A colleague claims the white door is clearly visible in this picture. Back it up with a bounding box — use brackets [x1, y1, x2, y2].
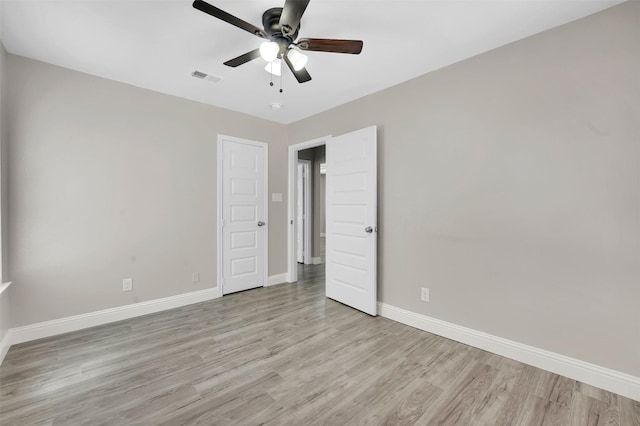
[296, 160, 311, 264]
[296, 162, 305, 263]
[220, 136, 267, 295]
[326, 126, 377, 315]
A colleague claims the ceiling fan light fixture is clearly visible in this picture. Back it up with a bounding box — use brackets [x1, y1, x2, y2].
[265, 59, 282, 76]
[259, 41, 280, 62]
[287, 49, 308, 71]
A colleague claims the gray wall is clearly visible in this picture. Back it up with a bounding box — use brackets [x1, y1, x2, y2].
[289, 2, 640, 377]
[7, 55, 288, 327]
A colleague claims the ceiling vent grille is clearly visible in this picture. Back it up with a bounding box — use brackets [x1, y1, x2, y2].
[191, 70, 222, 84]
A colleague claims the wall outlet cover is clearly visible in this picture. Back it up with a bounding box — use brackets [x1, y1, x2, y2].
[421, 287, 429, 302]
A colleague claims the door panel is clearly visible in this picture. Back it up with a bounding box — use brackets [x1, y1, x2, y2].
[222, 138, 266, 295]
[326, 126, 377, 315]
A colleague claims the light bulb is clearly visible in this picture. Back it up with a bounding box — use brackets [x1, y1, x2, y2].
[265, 59, 282, 76]
[259, 41, 279, 62]
[287, 49, 308, 71]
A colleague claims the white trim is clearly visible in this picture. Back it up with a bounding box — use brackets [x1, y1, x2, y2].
[0, 329, 12, 364]
[287, 136, 331, 283]
[266, 273, 288, 287]
[217, 135, 269, 297]
[0, 282, 12, 363]
[217, 137, 224, 298]
[311, 257, 322, 265]
[3, 288, 219, 354]
[0, 281, 11, 296]
[378, 302, 640, 402]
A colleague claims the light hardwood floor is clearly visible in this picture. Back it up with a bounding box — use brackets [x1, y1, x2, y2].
[1, 264, 638, 425]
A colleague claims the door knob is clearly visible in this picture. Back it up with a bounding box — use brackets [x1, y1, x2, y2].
[365, 226, 373, 233]
[257, 221, 265, 227]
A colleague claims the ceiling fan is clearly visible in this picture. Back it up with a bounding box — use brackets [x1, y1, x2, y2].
[192, 0, 363, 84]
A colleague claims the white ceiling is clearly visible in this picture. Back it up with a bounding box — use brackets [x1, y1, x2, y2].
[0, 0, 623, 124]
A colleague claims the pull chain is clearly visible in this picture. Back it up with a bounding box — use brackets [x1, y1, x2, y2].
[269, 61, 274, 87]
[279, 68, 283, 93]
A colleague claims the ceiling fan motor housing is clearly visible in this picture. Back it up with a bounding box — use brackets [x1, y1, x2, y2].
[262, 8, 298, 54]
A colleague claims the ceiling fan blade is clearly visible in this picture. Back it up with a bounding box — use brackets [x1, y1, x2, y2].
[223, 49, 261, 67]
[283, 53, 312, 83]
[297, 38, 363, 54]
[279, 0, 310, 36]
[192, 0, 267, 39]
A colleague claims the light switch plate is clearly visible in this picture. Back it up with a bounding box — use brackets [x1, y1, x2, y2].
[272, 193, 283, 202]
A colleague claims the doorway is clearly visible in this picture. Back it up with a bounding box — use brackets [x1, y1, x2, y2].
[288, 136, 330, 283]
[217, 135, 268, 296]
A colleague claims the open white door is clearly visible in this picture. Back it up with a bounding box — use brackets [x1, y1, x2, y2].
[220, 136, 267, 295]
[326, 126, 377, 315]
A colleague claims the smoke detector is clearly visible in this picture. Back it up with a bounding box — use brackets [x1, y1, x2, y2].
[191, 70, 223, 84]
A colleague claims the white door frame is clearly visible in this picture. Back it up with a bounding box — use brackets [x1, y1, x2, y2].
[217, 134, 269, 298]
[287, 135, 331, 282]
[297, 159, 312, 265]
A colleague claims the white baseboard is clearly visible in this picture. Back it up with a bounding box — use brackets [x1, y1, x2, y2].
[4, 288, 219, 353]
[0, 329, 12, 365]
[0, 281, 12, 296]
[266, 273, 288, 287]
[311, 257, 322, 265]
[378, 302, 640, 402]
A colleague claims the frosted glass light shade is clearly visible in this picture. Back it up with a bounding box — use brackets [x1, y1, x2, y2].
[265, 59, 282, 76]
[287, 49, 308, 71]
[259, 41, 279, 62]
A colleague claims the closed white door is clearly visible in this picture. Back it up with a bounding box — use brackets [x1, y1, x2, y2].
[221, 137, 267, 295]
[296, 160, 311, 264]
[326, 126, 377, 315]
[296, 162, 305, 263]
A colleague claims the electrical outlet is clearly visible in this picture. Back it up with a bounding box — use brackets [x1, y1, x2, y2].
[192, 272, 200, 283]
[122, 278, 133, 292]
[421, 287, 429, 302]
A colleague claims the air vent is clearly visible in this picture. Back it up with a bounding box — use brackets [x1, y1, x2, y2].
[191, 70, 223, 84]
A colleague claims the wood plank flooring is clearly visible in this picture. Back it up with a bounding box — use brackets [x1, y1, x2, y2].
[1, 264, 638, 425]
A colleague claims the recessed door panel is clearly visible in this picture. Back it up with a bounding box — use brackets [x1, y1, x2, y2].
[333, 172, 367, 193]
[231, 205, 257, 222]
[231, 231, 257, 250]
[231, 178, 257, 196]
[231, 151, 257, 170]
[230, 257, 257, 277]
